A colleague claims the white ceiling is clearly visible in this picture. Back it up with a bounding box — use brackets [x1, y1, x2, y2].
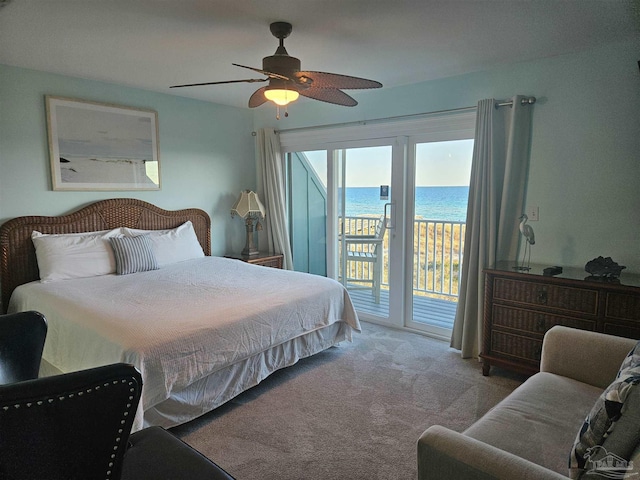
[1, 0, 638, 109]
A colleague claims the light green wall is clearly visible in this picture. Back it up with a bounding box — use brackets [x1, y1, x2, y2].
[254, 39, 640, 273]
[0, 65, 256, 255]
[3, 38, 639, 271]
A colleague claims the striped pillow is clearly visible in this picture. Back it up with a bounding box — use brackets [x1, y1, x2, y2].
[109, 235, 159, 275]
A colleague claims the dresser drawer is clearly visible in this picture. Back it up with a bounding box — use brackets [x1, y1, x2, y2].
[490, 330, 543, 363]
[605, 293, 640, 322]
[492, 305, 596, 335]
[493, 278, 598, 315]
[602, 321, 640, 340]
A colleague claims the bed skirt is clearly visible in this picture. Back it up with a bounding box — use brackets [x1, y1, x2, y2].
[41, 321, 354, 431]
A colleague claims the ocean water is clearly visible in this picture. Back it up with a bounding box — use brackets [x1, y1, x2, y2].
[344, 186, 469, 222]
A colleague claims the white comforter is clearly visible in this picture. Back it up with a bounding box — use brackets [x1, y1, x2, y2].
[9, 257, 360, 419]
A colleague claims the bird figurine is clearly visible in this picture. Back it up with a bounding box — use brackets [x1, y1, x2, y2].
[517, 214, 535, 270]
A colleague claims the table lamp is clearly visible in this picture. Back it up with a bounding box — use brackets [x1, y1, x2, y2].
[230, 190, 266, 256]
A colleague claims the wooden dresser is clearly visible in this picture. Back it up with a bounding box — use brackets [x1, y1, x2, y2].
[224, 252, 284, 269]
[481, 262, 640, 376]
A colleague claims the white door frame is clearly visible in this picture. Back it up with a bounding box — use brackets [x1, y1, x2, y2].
[279, 110, 477, 336]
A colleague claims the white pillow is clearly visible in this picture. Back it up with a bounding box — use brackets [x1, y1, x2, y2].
[122, 221, 204, 267]
[31, 229, 122, 282]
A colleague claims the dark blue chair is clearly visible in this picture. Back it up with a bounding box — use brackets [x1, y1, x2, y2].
[0, 310, 47, 384]
[0, 331, 235, 479]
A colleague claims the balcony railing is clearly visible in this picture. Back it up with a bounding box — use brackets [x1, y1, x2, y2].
[340, 216, 465, 300]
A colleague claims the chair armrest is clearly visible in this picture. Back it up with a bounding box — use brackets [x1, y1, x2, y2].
[540, 326, 636, 390]
[344, 236, 382, 246]
[418, 425, 568, 480]
[343, 235, 377, 240]
[123, 426, 235, 480]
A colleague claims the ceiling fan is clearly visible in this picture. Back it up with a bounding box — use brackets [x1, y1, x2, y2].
[170, 22, 382, 116]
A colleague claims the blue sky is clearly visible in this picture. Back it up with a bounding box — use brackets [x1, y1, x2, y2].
[303, 139, 473, 187]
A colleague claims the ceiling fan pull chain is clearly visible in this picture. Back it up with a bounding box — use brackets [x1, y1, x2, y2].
[276, 105, 281, 120]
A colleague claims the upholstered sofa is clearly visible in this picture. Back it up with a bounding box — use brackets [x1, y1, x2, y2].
[418, 326, 640, 479]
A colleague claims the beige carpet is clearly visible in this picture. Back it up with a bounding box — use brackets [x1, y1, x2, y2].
[171, 322, 525, 480]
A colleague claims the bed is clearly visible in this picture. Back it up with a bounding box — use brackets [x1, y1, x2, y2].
[0, 198, 360, 431]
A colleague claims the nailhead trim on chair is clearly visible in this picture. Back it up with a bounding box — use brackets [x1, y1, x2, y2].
[1, 378, 137, 480]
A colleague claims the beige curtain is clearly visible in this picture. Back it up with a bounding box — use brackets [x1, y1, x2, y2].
[256, 128, 294, 270]
[451, 96, 534, 358]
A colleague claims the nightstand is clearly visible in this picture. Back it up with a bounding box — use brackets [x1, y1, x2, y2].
[224, 252, 283, 269]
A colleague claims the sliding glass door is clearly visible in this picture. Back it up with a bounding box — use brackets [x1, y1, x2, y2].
[287, 139, 401, 326]
[405, 139, 473, 337]
[282, 111, 476, 338]
[335, 144, 393, 321]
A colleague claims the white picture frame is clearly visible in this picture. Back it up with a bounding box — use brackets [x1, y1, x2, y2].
[46, 96, 160, 191]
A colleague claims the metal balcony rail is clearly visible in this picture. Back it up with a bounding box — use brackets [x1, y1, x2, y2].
[340, 216, 465, 299]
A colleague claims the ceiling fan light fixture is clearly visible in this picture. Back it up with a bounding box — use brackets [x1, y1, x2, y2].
[170, 21, 382, 114]
[264, 87, 299, 106]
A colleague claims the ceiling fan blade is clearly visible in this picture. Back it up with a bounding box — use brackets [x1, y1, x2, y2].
[170, 78, 267, 88]
[248, 86, 269, 108]
[298, 88, 358, 107]
[296, 71, 382, 90]
[232, 63, 290, 81]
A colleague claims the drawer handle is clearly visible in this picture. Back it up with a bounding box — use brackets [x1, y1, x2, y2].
[536, 289, 548, 305]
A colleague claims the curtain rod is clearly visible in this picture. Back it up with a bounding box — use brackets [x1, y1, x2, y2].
[251, 96, 535, 136]
[496, 96, 536, 108]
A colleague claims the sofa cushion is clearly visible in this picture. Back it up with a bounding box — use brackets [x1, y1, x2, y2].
[464, 372, 602, 475]
[628, 442, 640, 478]
[569, 341, 640, 478]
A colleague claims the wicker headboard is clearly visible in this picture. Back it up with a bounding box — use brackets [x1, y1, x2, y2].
[0, 198, 211, 313]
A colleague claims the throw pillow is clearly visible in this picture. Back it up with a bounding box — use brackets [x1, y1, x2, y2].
[109, 235, 159, 275]
[569, 340, 640, 479]
[580, 386, 640, 479]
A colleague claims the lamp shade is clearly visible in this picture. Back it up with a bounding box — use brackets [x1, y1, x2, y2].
[264, 88, 299, 106]
[230, 190, 266, 219]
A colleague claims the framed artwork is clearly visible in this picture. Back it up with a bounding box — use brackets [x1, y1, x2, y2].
[46, 96, 160, 191]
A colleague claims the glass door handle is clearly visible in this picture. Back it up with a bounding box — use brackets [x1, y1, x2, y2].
[384, 202, 395, 230]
